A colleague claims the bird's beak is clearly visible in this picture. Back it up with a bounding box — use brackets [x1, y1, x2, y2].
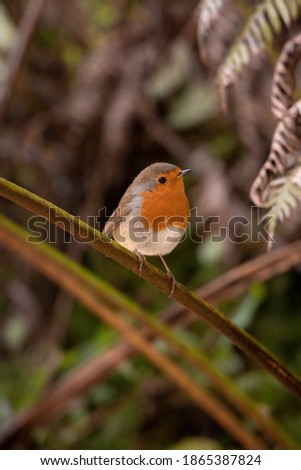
[178, 168, 192, 178]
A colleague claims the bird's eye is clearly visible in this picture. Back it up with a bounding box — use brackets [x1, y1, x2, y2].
[158, 176, 167, 184]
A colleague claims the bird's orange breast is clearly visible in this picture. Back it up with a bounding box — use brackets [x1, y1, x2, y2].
[140, 179, 190, 231]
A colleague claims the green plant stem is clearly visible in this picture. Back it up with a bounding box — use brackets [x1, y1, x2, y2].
[1, 177, 301, 401]
[0, 219, 290, 448]
[0, 214, 265, 450]
[0, 212, 291, 448]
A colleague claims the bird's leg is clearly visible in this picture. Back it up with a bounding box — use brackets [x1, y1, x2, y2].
[159, 255, 176, 298]
[134, 249, 147, 276]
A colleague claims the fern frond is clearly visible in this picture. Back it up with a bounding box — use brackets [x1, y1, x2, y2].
[198, 0, 228, 40]
[264, 161, 301, 246]
[217, 0, 301, 107]
[271, 33, 301, 120]
[250, 100, 301, 206]
[251, 32, 301, 244]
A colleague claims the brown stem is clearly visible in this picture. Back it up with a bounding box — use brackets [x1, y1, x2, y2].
[0, 215, 265, 450]
[1, 177, 301, 400]
[1, 225, 299, 448]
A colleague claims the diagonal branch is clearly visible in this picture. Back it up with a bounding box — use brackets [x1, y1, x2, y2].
[0, 231, 295, 448]
[0, 215, 265, 450]
[0, 230, 297, 448]
[1, 177, 301, 400]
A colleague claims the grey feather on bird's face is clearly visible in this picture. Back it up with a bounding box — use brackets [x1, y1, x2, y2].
[127, 163, 178, 195]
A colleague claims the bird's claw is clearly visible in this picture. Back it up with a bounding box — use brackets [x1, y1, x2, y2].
[159, 255, 176, 298]
[134, 250, 146, 276]
[167, 271, 176, 298]
[134, 252, 177, 297]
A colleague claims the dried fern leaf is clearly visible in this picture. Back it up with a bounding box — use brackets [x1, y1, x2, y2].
[217, 0, 301, 107]
[250, 100, 301, 206]
[271, 33, 301, 120]
[275, 0, 295, 26]
[265, 1, 282, 31]
[264, 162, 301, 245]
[198, 0, 228, 40]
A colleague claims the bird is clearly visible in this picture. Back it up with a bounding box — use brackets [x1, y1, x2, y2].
[104, 162, 191, 296]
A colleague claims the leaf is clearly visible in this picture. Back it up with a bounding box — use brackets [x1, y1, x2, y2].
[2, 316, 29, 351]
[167, 82, 219, 129]
[147, 39, 193, 99]
[230, 288, 266, 330]
[170, 437, 223, 450]
[275, 0, 291, 26]
[198, 0, 228, 39]
[0, 5, 15, 53]
[264, 163, 301, 242]
[217, 0, 301, 108]
[271, 33, 301, 120]
[250, 100, 301, 207]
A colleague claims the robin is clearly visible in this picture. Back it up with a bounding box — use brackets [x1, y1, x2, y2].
[104, 162, 191, 296]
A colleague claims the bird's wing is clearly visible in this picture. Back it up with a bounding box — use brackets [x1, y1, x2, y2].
[104, 192, 137, 237]
[104, 207, 129, 237]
